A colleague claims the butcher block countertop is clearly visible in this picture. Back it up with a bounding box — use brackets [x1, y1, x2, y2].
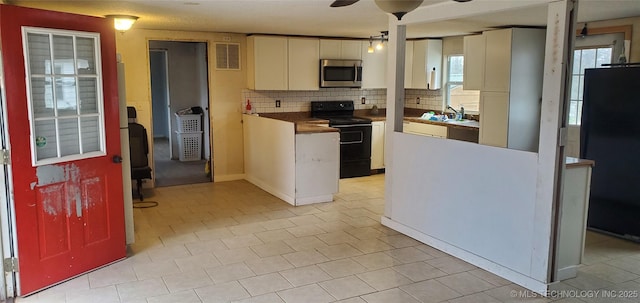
[566, 157, 595, 168]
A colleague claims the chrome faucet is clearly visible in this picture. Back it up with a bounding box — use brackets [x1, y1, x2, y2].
[446, 105, 458, 114]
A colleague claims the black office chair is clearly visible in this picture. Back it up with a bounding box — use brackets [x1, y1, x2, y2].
[128, 106, 152, 201]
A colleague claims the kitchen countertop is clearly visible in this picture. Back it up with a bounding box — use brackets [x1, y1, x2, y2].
[355, 109, 480, 130]
[566, 157, 595, 168]
[250, 113, 337, 134]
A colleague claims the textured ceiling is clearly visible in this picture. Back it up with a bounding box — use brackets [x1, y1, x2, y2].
[5, 0, 640, 38]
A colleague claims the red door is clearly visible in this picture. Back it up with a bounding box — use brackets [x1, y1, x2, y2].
[0, 5, 125, 295]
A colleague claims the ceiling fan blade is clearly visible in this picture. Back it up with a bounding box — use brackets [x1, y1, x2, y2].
[330, 0, 360, 8]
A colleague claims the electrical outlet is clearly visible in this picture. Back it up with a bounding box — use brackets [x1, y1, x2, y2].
[275, 100, 281, 108]
[416, 97, 420, 104]
[361, 97, 366, 104]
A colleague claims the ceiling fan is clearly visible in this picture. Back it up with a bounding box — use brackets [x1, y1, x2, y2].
[331, 0, 472, 20]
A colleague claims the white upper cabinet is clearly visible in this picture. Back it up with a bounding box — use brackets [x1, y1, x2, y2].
[463, 34, 485, 90]
[477, 28, 546, 152]
[320, 39, 362, 60]
[404, 41, 414, 89]
[248, 36, 320, 91]
[409, 39, 442, 89]
[288, 37, 320, 91]
[247, 36, 288, 90]
[482, 29, 512, 92]
[361, 41, 387, 89]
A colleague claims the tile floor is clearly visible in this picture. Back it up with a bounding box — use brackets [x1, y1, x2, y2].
[16, 174, 640, 303]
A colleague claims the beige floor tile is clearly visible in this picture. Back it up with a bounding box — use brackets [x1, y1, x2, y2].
[147, 290, 202, 303]
[262, 210, 297, 220]
[222, 234, 264, 249]
[316, 221, 357, 233]
[228, 223, 267, 236]
[392, 261, 448, 282]
[162, 269, 213, 293]
[233, 214, 269, 225]
[213, 247, 260, 265]
[194, 281, 250, 303]
[116, 278, 169, 301]
[289, 214, 326, 226]
[414, 244, 449, 258]
[400, 280, 462, 303]
[65, 285, 120, 303]
[352, 252, 403, 270]
[286, 225, 326, 237]
[349, 239, 395, 254]
[202, 218, 239, 230]
[345, 227, 385, 240]
[146, 245, 191, 263]
[315, 211, 352, 222]
[316, 243, 363, 260]
[88, 265, 138, 289]
[385, 247, 434, 263]
[245, 255, 294, 275]
[483, 284, 549, 303]
[250, 240, 295, 258]
[16, 293, 66, 303]
[467, 269, 513, 287]
[280, 265, 332, 287]
[282, 250, 330, 268]
[260, 218, 297, 231]
[174, 253, 222, 272]
[357, 268, 413, 291]
[345, 217, 380, 228]
[332, 298, 367, 303]
[316, 231, 359, 245]
[277, 284, 335, 303]
[447, 292, 501, 303]
[319, 276, 376, 300]
[288, 205, 322, 216]
[230, 292, 285, 303]
[378, 234, 421, 248]
[360, 287, 421, 303]
[563, 271, 616, 291]
[194, 228, 234, 241]
[605, 256, 640, 275]
[579, 263, 640, 284]
[284, 236, 328, 251]
[254, 230, 295, 242]
[436, 272, 495, 296]
[133, 260, 181, 280]
[205, 262, 255, 284]
[159, 232, 199, 246]
[318, 258, 368, 278]
[185, 239, 228, 255]
[426, 256, 476, 274]
[239, 273, 293, 296]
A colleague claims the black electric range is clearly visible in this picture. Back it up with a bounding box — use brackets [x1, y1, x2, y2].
[311, 101, 372, 178]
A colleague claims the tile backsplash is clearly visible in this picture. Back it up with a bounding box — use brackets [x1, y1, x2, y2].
[241, 88, 443, 113]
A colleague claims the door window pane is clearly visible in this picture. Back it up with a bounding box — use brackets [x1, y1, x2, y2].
[569, 47, 613, 125]
[24, 27, 105, 166]
[78, 78, 98, 114]
[27, 33, 52, 75]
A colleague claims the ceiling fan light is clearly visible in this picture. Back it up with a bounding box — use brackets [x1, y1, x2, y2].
[374, 0, 424, 20]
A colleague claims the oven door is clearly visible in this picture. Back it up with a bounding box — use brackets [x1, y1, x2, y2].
[332, 124, 372, 178]
[320, 59, 362, 88]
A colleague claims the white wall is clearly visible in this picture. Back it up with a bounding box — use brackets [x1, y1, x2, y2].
[243, 114, 296, 204]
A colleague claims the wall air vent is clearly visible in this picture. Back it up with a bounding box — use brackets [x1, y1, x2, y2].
[216, 43, 240, 70]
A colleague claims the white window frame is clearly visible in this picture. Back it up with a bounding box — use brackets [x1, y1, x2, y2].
[22, 27, 106, 166]
[445, 54, 463, 108]
[569, 46, 613, 125]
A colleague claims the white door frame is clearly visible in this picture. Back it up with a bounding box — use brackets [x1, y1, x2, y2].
[0, 50, 19, 300]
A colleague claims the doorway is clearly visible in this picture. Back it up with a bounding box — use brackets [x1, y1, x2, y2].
[149, 41, 212, 187]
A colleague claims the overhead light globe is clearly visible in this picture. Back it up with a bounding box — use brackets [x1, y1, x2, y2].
[374, 0, 424, 20]
[106, 15, 139, 32]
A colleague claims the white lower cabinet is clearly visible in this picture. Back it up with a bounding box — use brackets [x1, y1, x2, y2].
[403, 121, 447, 138]
[371, 121, 385, 169]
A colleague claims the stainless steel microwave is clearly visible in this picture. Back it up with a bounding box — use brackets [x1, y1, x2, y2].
[320, 59, 362, 88]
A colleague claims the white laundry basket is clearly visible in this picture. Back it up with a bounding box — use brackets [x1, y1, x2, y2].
[176, 131, 202, 161]
[175, 113, 202, 132]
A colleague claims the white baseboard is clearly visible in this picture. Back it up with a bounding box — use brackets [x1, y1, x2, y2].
[214, 174, 245, 182]
[296, 194, 334, 206]
[556, 265, 578, 281]
[381, 216, 549, 296]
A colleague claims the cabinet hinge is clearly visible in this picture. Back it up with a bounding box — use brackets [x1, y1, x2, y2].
[558, 127, 568, 147]
[3, 257, 18, 272]
[0, 149, 9, 165]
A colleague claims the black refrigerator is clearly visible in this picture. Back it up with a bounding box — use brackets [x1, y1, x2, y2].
[580, 66, 640, 242]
